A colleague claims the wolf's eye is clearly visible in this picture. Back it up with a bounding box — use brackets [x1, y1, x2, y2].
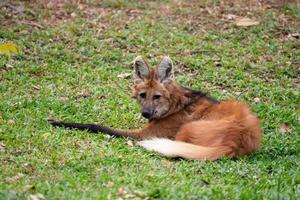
[153, 94, 161, 100]
[139, 92, 146, 98]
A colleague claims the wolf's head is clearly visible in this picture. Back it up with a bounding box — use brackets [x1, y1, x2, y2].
[132, 56, 178, 120]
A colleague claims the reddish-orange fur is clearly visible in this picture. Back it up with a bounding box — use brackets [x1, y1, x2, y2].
[111, 56, 262, 160]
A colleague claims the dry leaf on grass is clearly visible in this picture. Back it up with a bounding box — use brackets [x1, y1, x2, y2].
[6, 173, 25, 183]
[254, 97, 260, 103]
[102, 38, 114, 44]
[23, 163, 35, 173]
[103, 181, 114, 187]
[7, 119, 16, 124]
[235, 17, 259, 27]
[21, 185, 35, 193]
[223, 14, 238, 20]
[287, 33, 300, 40]
[76, 91, 91, 98]
[70, 12, 77, 18]
[59, 96, 69, 101]
[118, 187, 127, 197]
[12, 173, 25, 181]
[184, 49, 191, 55]
[0, 142, 6, 152]
[117, 187, 143, 199]
[28, 193, 45, 200]
[32, 85, 41, 91]
[4, 64, 13, 69]
[0, 42, 19, 55]
[117, 73, 131, 79]
[125, 140, 134, 146]
[22, 21, 44, 29]
[279, 123, 292, 134]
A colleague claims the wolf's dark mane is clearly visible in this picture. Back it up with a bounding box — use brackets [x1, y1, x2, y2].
[181, 86, 219, 104]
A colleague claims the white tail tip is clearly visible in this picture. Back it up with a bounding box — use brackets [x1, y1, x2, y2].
[137, 138, 232, 160]
[137, 138, 182, 157]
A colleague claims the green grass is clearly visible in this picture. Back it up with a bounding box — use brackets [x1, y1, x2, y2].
[0, 0, 299, 199]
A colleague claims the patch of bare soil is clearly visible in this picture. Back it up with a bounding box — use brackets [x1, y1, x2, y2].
[156, 0, 299, 33]
[2, 0, 299, 34]
[0, 0, 143, 32]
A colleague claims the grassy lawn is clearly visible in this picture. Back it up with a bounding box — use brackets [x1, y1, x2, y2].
[0, 0, 299, 199]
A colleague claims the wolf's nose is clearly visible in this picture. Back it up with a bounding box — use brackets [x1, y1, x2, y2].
[142, 111, 151, 119]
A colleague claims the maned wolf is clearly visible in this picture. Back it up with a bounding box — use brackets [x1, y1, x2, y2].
[48, 56, 262, 160]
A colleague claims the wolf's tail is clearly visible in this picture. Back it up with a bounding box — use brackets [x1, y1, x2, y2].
[47, 119, 123, 137]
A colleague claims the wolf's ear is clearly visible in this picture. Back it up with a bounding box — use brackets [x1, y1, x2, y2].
[134, 56, 150, 82]
[156, 56, 174, 83]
